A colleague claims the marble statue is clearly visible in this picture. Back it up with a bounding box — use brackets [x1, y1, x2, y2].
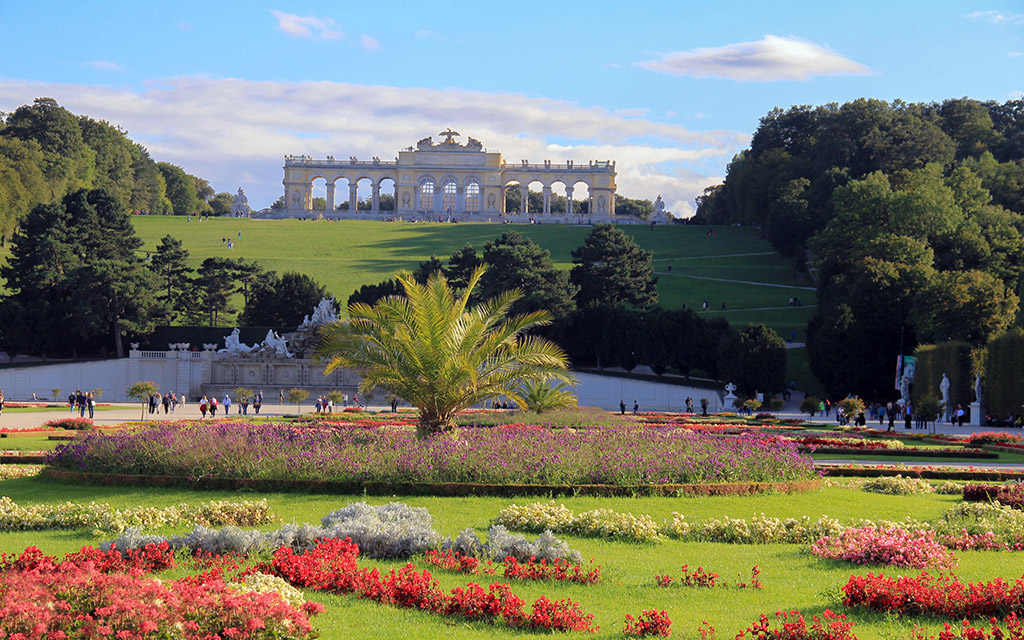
[939, 373, 951, 419]
[652, 195, 665, 220]
[310, 297, 338, 325]
[975, 374, 982, 404]
[261, 330, 292, 358]
[220, 328, 254, 354]
[232, 187, 250, 216]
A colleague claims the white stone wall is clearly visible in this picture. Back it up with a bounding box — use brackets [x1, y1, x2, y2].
[573, 372, 725, 413]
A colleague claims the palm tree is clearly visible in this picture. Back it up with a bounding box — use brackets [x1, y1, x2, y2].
[517, 379, 578, 414]
[314, 266, 574, 438]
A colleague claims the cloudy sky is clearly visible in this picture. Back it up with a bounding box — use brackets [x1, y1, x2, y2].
[1, 1, 1021, 216]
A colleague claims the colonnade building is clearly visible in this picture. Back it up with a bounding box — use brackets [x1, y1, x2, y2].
[276, 131, 620, 222]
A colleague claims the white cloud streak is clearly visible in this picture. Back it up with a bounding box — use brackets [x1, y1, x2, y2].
[270, 10, 342, 40]
[639, 35, 871, 82]
[0, 77, 747, 215]
[359, 34, 380, 51]
[84, 61, 125, 72]
[964, 10, 1024, 25]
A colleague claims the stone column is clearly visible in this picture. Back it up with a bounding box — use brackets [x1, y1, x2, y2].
[456, 185, 465, 214]
[566, 186, 574, 215]
[520, 185, 528, 214]
[326, 183, 335, 213]
[542, 186, 551, 214]
[348, 183, 358, 213]
[433, 189, 441, 213]
[371, 183, 380, 212]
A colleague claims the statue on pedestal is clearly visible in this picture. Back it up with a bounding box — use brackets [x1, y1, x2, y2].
[939, 373, 951, 420]
[232, 188, 251, 217]
[220, 328, 253, 354]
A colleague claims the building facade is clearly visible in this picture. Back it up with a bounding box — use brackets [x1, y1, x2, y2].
[277, 131, 619, 221]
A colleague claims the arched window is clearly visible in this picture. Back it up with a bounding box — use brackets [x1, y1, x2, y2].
[418, 180, 434, 211]
[442, 179, 457, 212]
[465, 181, 480, 212]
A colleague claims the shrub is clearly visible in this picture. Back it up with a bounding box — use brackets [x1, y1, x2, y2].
[842, 571, 1024, 619]
[736, 610, 857, 640]
[623, 609, 672, 637]
[444, 525, 583, 563]
[936, 482, 965, 495]
[42, 416, 94, 430]
[862, 475, 936, 495]
[964, 483, 1024, 509]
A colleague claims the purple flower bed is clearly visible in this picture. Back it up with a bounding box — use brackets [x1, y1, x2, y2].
[47, 421, 817, 485]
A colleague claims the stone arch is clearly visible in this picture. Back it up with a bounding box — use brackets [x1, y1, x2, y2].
[440, 176, 458, 213]
[570, 178, 592, 217]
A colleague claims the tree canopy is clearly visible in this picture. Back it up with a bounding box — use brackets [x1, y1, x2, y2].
[570, 224, 658, 310]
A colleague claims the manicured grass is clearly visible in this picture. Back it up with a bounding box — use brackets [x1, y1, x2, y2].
[0, 476, 1020, 639]
[0, 433, 57, 451]
[124, 218, 814, 336]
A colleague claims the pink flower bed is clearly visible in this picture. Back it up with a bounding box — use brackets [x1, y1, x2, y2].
[811, 526, 957, 569]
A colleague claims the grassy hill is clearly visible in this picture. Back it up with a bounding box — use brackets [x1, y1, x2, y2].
[121, 217, 816, 341]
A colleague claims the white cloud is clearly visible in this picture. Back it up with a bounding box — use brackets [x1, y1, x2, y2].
[964, 10, 1024, 25]
[1009, 51, 1023, 57]
[270, 10, 342, 40]
[639, 34, 871, 82]
[0, 76, 747, 215]
[359, 34, 380, 51]
[84, 61, 125, 72]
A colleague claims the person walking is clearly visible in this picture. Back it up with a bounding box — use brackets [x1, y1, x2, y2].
[209, 396, 218, 418]
[162, 393, 170, 414]
[222, 394, 231, 415]
[87, 392, 95, 419]
[632, 400, 639, 415]
[199, 396, 208, 419]
[254, 390, 262, 415]
[619, 400, 626, 415]
[0, 389, 5, 416]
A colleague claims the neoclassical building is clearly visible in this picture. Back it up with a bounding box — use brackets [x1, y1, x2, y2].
[276, 130, 619, 221]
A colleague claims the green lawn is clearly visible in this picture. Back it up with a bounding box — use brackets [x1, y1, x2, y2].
[0, 476, 1019, 639]
[121, 218, 814, 336]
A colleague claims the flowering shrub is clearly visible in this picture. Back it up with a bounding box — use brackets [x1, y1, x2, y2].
[937, 502, 1024, 548]
[503, 556, 602, 584]
[266, 537, 597, 632]
[229, 571, 311, 609]
[937, 482, 965, 495]
[811, 526, 957, 569]
[42, 416, 94, 430]
[443, 525, 584, 562]
[655, 564, 762, 589]
[964, 483, 1024, 509]
[842, 571, 1024, 619]
[494, 502, 663, 542]
[0, 464, 42, 480]
[0, 546, 323, 639]
[968, 432, 1024, 446]
[862, 475, 936, 495]
[0, 496, 275, 533]
[424, 549, 492, 574]
[735, 610, 857, 640]
[624, 609, 672, 637]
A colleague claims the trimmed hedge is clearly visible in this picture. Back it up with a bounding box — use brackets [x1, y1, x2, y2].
[913, 342, 974, 409]
[985, 328, 1024, 417]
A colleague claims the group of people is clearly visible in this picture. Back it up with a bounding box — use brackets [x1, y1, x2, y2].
[197, 391, 265, 418]
[68, 389, 98, 419]
[147, 391, 184, 414]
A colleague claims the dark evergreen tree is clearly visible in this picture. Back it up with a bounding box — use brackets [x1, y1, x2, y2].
[148, 235, 192, 322]
[0, 188, 161, 357]
[570, 224, 658, 310]
[445, 244, 482, 292]
[717, 324, 786, 396]
[348, 278, 402, 308]
[242, 271, 331, 327]
[478, 230, 577, 319]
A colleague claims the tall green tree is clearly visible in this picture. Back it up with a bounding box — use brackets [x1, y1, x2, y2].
[479, 231, 577, 319]
[2, 97, 94, 200]
[157, 162, 199, 214]
[0, 188, 161, 357]
[570, 224, 658, 310]
[717, 324, 787, 396]
[149, 235, 192, 322]
[315, 267, 574, 437]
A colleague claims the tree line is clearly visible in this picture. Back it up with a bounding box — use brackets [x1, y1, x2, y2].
[0, 188, 331, 358]
[695, 97, 1024, 399]
[0, 97, 238, 244]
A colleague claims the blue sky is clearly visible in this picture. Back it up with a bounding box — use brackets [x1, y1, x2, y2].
[1, 1, 1021, 215]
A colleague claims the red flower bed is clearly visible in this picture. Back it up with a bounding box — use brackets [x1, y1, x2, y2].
[503, 556, 602, 584]
[909, 613, 1024, 640]
[842, 571, 1024, 619]
[0, 546, 322, 639]
[969, 433, 1024, 446]
[624, 609, 672, 637]
[735, 610, 858, 640]
[964, 484, 1024, 509]
[655, 565, 762, 589]
[423, 549, 494, 575]
[812, 527, 957, 570]
[266, 538, 597, 632]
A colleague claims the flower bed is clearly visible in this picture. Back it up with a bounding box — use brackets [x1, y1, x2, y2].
[964, 483, 1024, 509]
[0, 464, 43, 480]
[47, 420, 818, 486]
[811, 526, 957, 569]
[818, 463, 1024, 481]
[842, 571, 1024, 619]
[0, 545, 323, 639]
[0, 496, 275, 533]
